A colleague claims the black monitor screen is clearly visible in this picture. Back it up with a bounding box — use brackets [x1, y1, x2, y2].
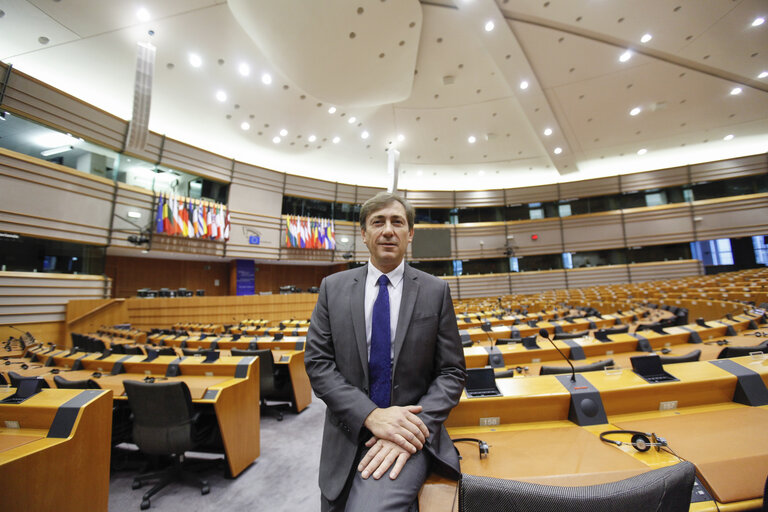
[466, 367, 496, 391]
[411, 229, 452, 259]
[631, 354, 664, 375]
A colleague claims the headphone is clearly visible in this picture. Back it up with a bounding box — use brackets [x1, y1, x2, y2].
[600, 430, 667, 452]
[452, 438, 489, 459]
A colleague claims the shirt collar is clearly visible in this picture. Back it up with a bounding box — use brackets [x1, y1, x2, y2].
[366, 259, 405, 289]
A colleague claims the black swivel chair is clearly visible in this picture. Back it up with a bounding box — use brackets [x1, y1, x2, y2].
[717, 342, 768, 359]
[53, 375, 101, 389]
[658, 349, 701, 365]
[8, 371, 49, 389]
[459, 461, 695, 512]
[123, 380, 211, 510]
[252, 349, 292, 421]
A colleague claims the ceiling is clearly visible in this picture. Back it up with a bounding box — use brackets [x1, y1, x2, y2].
[1, 0, 767, 191]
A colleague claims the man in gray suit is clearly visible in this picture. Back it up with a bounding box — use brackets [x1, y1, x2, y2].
[305, 192, 466, 511]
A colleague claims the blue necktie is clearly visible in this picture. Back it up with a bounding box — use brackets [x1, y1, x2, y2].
[369, 274, 391, 408]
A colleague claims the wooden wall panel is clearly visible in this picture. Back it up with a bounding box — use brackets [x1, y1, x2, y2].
[620, 165, 689, 193]
[159, 138, 232, 183]
[2, 64, 125, 151]
[249, 262, 348, 295]
[104, 255, 231, 298]
[691, 154, 767, 183]
[693, 194, 768, 241]
[560, 176, 620, 200]
[623, 203, 695, 246]
[284, 174, 338, 202]
[404, 190, 454, 208]
[125, 294, 321, 330]
[562, 211, 625, 252]
[0, 271, 109, 335]
[0, 149, 113, 244]
[0, 321, 65, 347]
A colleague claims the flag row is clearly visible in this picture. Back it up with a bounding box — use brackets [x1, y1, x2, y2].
[284, 215, 335, 250]
[155, 194, 230, 241]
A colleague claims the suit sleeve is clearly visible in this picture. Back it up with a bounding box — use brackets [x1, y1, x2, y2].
[417, 281, 467, 443]
[305, 277, 378, 442]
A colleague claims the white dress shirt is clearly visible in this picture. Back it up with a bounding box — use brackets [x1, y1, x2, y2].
[364, 259, 405, 361]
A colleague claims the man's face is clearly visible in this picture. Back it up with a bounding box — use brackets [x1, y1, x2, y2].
[362, 200, 413, 273]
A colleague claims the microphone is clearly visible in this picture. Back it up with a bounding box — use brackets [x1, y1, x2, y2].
[539, 328, 576, 382]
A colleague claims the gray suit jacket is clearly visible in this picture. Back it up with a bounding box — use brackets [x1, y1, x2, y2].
[305, 263, 467, 501]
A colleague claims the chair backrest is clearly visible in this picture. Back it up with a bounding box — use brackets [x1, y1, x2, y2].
[539, 359, 614, 376]
[253, 349, 277, 396]
[554, 330, 589, 340]
[124, 346, 144, 355]
[659, 349, 701, 365]
[123, 380, 195, 456]
[230, 348, 260, 356]
[8, 371, 50, 389]
[53, 375, 101, 389]
[718, 345, 768, 359]
[459, 461, 695, 512]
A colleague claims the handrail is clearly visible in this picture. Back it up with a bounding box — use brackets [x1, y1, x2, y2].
[67, 298, 125, 325]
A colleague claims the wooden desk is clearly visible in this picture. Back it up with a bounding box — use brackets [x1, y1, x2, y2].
[430, 356, 768, 511]
[10, 348, 261, 477]
[0, 388, 113, 512]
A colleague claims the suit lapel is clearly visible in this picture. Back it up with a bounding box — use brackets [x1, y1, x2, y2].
[350, 264, 369, 379]
[393, 264, 419, 374]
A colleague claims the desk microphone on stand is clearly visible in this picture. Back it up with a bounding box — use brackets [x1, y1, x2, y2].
[539, 328, 576, 382]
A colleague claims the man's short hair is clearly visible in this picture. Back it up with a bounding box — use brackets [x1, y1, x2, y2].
[359, 192, 415, 231]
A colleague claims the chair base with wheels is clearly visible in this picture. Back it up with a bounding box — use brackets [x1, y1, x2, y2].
[132, 454, 209, 510]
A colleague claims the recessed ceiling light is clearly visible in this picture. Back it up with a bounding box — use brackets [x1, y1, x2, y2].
[478, 170, 485, 176]
[361, 131, 369, 139]
[397, 134, 405, 142]
[136, 7, 151, 22]
[730, 87, 742, 95]
[328, 106, 337, 114]
[417, 170, 423, 176]
[759, 71, 768, 79]
[619, 50, 632, 62]
[723, 134, 734, 141]
[308, 135, 317, 142]
[188, 53, 202, 68]
[238, 63, 250, 76]
[637, 148, 647, 155]
[553, 147, 563, 155]
[127, 211, 142, 219]
[630, 106, 642, 116]
[332, 136, 341, 144]
[348, 117, 356, 124]
[519, 80, 529, 90]
[752, 17, 765, 27]
[640, 33, 652, 43]
[215, 90, 227, 102]
[468, 135, 476, 144]
[261, 73, 272, 85]
[543, 128, 553, 136]
[484, 20, 495, 32]
[241, 122, 250, 131]
[272, 136, 281, 144]
[279, 129, 288, 137]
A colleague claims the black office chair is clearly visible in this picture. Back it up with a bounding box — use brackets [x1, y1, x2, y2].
[252, 349, 292, 421]
[123, 380, 212, 510]
[181, 348, 207, 357]
[230, 348, 259, 356]
[154, 347, 177, 356]
[539, 359, 614, 376]
[717, 343, 768, 359]
[8, 371, 49, 389]
[124, 346, 144, 355]
[554, 330, 590, 340]
[53, 375, 101, 389]
[458, 461, 695, 512]
[658, 349, 701, 365]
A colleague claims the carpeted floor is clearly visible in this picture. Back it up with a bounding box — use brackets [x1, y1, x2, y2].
[108, 394, 325, 511]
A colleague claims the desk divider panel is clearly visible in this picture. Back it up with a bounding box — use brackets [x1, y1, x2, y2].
[709, 359, 768, 406]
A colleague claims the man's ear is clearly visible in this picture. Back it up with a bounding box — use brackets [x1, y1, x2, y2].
[408, 227, 414, 243]
[361, 227, 367, 244]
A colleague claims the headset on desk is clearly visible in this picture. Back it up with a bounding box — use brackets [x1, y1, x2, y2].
[600, 429, 722, 511]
